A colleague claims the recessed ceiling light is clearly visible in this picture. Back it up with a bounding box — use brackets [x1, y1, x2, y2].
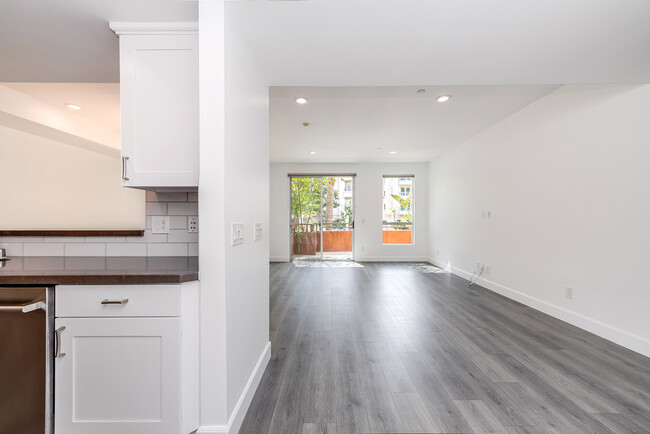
[436, 95, 451, 103]
[417, 89, 426, 94]
[295, 97, 309, 104]
[65, 103, 82, 110]
[309, 151, 316, 155]
[389, 151, 397, 154]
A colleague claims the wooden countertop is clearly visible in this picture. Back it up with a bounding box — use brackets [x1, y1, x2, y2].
[0, 257, 198, 285]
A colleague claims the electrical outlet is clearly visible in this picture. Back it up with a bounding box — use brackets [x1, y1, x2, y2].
[232, 222, 244, 246]
[565, 287, 574, 300]
[254, 223, 262, 241]
[361, 246, 365, 252]
[477, 262, 482, 270]
[484, 265, 490, 274]
[151, 216, 170, 234]
[188, 216, 198, 233]
[436, 249, 440, 257]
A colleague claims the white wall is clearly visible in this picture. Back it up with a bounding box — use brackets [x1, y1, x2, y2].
[199, 2, 270, 432]
[429, 84, 650, 356]
[224, 1, 270, 424]
[0, 125, 144, 230]
[270, 162, 429, 262]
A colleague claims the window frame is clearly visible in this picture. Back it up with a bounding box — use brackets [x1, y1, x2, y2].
[381, 175, 414, 246]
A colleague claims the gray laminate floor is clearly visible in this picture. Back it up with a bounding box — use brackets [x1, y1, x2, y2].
[240, 262, 650, 433]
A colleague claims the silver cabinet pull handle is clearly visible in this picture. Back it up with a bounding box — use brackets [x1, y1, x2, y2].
[121, 156, 130, 180]
[101, 298, 129, 305]
[55, 326, 66, 358]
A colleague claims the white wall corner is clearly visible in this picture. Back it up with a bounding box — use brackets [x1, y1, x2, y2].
[198, 341, 271, 434]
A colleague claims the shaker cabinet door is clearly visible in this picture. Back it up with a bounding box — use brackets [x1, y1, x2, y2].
[54, 317, 181, 434]
[119, 34, 199, 188]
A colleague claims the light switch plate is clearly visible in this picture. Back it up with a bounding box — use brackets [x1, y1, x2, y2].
[254, 223, 262, 241]
[232, 222, 244, 246]
[151, 216, 170, 234]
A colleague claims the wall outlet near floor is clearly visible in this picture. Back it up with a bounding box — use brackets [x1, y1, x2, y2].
[232, 222, 244, 246]
[151, 216, 170, 234]
[565, 286, 574, 300]
[188, 216, 198, 233]
[436, 249, 440, 257]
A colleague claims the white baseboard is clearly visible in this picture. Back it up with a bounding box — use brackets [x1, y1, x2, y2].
[356, 256, 429, 262]
[197, 341, 272, 434]
[429, 259, 650, 357]
[270, 256, 289, 262]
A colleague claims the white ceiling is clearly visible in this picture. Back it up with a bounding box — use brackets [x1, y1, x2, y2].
[270, 85, 559, 162]
[229, 0, 650, 86]
[2, 83, 121, 133]
[2, 0, 648, 164]
[1, 0, 648, 85]
[0, 0, 197, 82]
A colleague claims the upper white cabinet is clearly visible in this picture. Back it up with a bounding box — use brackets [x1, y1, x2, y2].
[110, 23, 199, 189]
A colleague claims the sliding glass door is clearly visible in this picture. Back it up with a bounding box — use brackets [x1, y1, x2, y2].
[290, 176, 354, 261]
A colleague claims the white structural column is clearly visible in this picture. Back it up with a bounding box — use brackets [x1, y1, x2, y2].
[198, 0, 229, 429]
[198, 2, 271, 433]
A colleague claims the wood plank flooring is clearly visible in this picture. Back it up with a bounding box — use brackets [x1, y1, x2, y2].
[240, 262, 650, 433]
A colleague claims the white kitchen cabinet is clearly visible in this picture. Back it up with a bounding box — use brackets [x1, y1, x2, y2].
[54, 282, 199, 434]
[110, 23, 199, 189]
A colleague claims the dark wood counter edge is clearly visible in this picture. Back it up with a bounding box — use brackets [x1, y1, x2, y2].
[0, 272, 199, 285]
[0, 230, 145, 237]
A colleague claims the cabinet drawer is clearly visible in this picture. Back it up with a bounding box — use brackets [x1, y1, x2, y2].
[56, 285, 181, 317]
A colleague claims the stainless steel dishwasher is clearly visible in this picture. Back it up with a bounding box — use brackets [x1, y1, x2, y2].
[0, 286, 54, 434]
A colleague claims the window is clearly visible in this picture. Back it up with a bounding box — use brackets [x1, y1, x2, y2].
[382, 176, 413, 245]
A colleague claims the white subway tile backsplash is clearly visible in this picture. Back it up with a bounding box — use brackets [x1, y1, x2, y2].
[147, 243, 187, 257]
[127, 230, 167, 243]
[2, 236, 44, 243]
[146, 202, 167, 215]
[168, 202, 198, 216]
[152, 192, 188, 202]
[106, 243, 147, 257]
[0, 242, 23, 256]
[169, 216, 188, 230]
[8, 194, 197, 258]
[85, 236, 126, 243]
[23, 243, 64, 256]
[167, 230, 198, 243]
[44, 237, 84, 243]
[65, 243, 106, 257]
